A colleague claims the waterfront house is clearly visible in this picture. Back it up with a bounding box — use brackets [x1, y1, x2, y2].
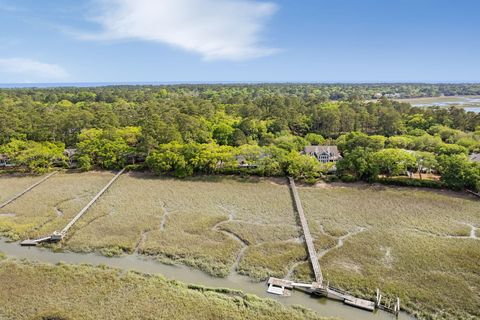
[304, 145, 342, 163]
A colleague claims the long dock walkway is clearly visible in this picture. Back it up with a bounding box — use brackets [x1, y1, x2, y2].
[20, 168, 125, 246]
[0, 171, 58, 209]
[269, 178, 400, 315]
[60, 168, 125, 236]
[288, 177, 323, 286]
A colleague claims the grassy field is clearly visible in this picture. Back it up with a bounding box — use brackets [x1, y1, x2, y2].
[1, 172, 479, 319]
[0, 258, 326, 320]
[295, 184, 480, 320]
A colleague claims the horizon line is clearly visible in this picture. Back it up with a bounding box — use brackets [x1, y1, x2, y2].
[1, 80, 480, 89]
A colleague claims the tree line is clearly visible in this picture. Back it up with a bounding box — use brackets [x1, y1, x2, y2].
[0, 85, 479, 191]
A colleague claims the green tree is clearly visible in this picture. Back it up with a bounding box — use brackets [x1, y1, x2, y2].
[414, 151, 437, 179]
[212, 123, 235, 146]
[0, 139, 66, 173]
[438, 154, 480, 191]
[336, 147, 378, 181]
[304, 133, 325, 146]
[372, 148, 416, 177]
[281, 152, 323, 183]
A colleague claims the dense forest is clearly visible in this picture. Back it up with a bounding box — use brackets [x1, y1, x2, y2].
[1, 84, 479, 191]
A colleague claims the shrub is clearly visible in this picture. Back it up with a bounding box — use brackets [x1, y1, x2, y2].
[376, 177, 444, 189]
[340, 174, 358, 183]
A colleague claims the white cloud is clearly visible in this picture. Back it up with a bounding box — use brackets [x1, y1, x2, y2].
[0, 58, 68, 81]
[85, 0, 279, 61]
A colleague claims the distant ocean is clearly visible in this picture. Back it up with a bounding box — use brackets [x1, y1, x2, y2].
[0, 82, 200, 88]
[0, 81, 282, 88]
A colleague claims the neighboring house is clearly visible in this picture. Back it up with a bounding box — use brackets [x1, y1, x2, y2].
[0, 154, 8, 167]
[0, 154, 15, 167]
[64, 148, 78, 168]
[235, 153, 268, 169]
[469, 153, 480, 163]
[304, 146, 342, 163]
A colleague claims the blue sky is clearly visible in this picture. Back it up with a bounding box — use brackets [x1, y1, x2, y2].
[0, 0, 479, 83]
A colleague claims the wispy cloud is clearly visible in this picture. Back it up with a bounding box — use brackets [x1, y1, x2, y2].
[0, 58, 68, 81]
[81, 0, 279, 61]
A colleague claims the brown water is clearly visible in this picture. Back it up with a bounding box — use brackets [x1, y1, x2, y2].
[0, 239, 415, 320]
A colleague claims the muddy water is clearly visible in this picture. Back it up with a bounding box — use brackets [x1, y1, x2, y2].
[0, 239, 414, 320]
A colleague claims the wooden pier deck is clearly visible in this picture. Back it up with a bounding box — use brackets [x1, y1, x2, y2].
[0, 171, 58, 209]
[267, 178, 400, 316]
[288, 177, 323, 285]
[59, 168, 125, 236]
[20, 168, 125, 246]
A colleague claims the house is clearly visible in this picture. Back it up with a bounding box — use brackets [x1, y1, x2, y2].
[304, 145, 342, 163]
[63, 148, 78, 168]
[0, 154, 8, 167]
[235, 153, 268, 169]
[0, 154, 15, 168]
[470, 153, 480, 162]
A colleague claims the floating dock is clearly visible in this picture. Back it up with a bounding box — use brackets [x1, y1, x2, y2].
[20, 168, 125, 246]
[266, 177, 399, 315]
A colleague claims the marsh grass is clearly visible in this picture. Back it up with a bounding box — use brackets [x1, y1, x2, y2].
[239, 241, 307, 279]
[1, 172, 479, 319]
[64, 172, 300, 277]
[0, 260, 326, 320]
[0, 172, 114, 239]
[0, 174, 43, 203]
[219, 221, 300, 245]
[296, 185, 480, 320]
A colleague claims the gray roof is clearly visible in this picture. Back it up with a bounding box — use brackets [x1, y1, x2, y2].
[304, 145, 341, 159]
[470, 153, 480, 162]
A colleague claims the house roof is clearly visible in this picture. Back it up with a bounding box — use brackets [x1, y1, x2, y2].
[470, 153, 480, 162]
[304, 145, 341, 158]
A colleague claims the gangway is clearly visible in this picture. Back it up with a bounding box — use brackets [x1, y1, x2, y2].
[20, 168, 125, 246]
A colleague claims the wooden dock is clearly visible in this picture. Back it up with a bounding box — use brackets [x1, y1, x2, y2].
[466, 189, 480, 198]
[59, 168, 125, 236]
[20, 168, 125, 246]
[288, 177, 323, 285]
[266, 178, 401, 316]
[0, 171, 58, 209]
